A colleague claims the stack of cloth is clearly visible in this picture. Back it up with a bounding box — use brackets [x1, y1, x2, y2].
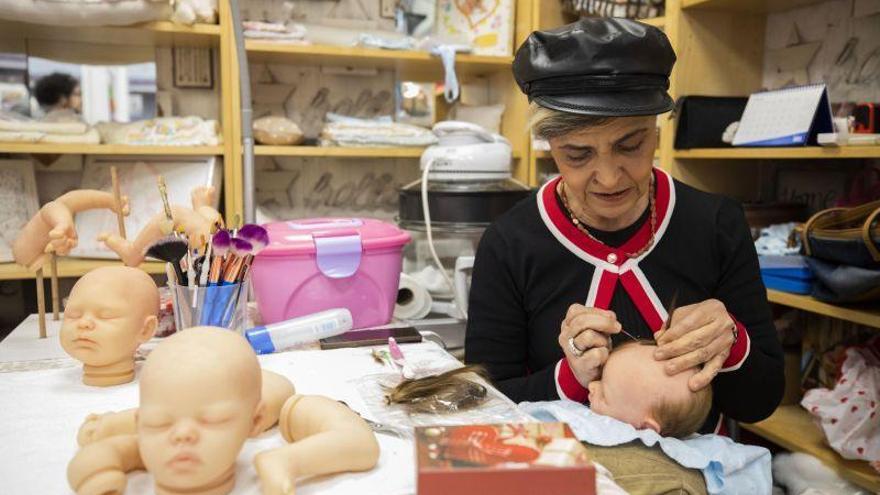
[96, 116, 222, 146]
[320, 113, 437, 148]
[242, 20, 307, 43]
[0, 110, 100, 144]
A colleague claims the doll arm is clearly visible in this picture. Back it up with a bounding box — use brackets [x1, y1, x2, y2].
[256, 370, 296, 433]
[67, 434, 143, 495]
[77, 409, 138, 446]
[253, 395, 379, 495]
[12, 190, 128, 269]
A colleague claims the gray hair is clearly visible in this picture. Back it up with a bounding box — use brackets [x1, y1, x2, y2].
[528, 102, 611, 140]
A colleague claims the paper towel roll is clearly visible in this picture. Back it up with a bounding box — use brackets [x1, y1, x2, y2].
[394, 273, 433, 320]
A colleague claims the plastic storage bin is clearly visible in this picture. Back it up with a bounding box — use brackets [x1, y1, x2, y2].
[252, 218, 411, 328]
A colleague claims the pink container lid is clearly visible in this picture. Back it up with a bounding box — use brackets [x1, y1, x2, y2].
[258, 218, 411, 257]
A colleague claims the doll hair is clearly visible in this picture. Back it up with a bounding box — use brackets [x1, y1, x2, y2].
[612, 340, 713, 438]
[385, 365, 489, 414]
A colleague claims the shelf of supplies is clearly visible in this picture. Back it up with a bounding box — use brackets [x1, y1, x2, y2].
[674, 146, 880, 160]
[638, 16, 666, 28]
[245, 41, 513, 79]
[0, 144, 224, 156]
[681, 0, 826, 13]
[766, 290, 880, 329]
[0, 20, 221, 47]
[0, 260, 166, 281]
[740, 406, 880, 492]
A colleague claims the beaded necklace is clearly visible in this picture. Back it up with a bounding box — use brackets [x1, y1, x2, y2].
[557, 177, 657, 260]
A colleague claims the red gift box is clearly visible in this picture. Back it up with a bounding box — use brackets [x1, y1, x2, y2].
[416, 423, 595, 495]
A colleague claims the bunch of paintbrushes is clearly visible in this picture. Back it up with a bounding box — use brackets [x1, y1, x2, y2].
[144, 176, 268, 331]
[195, 224, 269, 327]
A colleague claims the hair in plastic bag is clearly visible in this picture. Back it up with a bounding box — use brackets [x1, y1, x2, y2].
[384, 365, 489, 414]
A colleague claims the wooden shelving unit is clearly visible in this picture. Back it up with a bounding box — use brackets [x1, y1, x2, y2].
[675, 146, 880, 159]
[0, 144, 224, 156]
[0, 20, 220, 47]
[681, 0, 826, 13]
[0, 260, 166, 281]
[741, 406, 880, 492]
[767, 290, 880, 329]
[245, 41, 513, 80]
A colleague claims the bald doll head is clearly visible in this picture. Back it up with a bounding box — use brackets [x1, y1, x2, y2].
[137, 327, 265, 495]
[60, 266, 159, 386]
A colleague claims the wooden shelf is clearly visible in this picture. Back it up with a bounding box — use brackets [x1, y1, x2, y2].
[0, 260, 166, 281]
[245, 41, 513, 80]
[0, 144, 224, 156]
[257, 145, 522, 159]
[638, 16, 666, 28]
[255, 146, 425, 158]
[674, 146, 880, 160]
[741, 406, 880, 492]
[681, 0, 826, 13]
[766, 290, 880, 329]
[0, 20, 220, 47]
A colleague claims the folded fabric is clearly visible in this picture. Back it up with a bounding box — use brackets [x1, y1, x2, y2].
[243, 20, 307, 41]
[97, 117, 221, 146]
[519, 400, 772, 495]
[0, 128, 100, 144]
[801, 343, 880, 471]
[320, 114, 436, 148]
[754, 222, 800, 256]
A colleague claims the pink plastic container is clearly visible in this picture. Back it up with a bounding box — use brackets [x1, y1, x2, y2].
[252, 218, 411, 328]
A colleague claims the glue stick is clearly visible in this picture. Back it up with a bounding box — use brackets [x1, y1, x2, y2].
[245, 308, 353, 354]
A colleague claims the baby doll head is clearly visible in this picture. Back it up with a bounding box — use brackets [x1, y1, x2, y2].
[60, 266, 159, 386]
[137, 327, 265, 495]
[587, 340, 712, 438]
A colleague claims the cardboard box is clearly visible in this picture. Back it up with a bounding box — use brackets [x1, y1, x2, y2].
[416, 423, 595, 495]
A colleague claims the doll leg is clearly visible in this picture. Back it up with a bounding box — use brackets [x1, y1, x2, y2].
[67, 434, 143, 495]
[255, 370, 296, 433]
[253, 395, 379, 495]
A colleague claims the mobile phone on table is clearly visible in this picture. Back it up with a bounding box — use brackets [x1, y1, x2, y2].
[319, 326, 422, 350]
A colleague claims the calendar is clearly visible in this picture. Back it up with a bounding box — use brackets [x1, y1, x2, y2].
[732, 84, 833, 147]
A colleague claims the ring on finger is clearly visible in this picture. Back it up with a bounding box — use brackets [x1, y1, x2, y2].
[568, 336, 585, 357]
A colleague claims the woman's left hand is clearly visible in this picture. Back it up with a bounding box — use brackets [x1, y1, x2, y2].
[653, 299, 736, 392]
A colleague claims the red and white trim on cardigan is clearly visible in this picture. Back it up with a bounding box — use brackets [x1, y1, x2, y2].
[538, 168, 750, 401]
[721, 316, 750, 372]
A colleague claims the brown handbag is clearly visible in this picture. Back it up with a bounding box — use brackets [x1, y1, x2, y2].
[799, 199, 880, 268]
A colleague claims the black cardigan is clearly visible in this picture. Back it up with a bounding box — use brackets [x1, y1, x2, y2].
[464, 169, 784, 433]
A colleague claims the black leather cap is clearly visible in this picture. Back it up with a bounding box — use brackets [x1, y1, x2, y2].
[513, 18, 676, 116]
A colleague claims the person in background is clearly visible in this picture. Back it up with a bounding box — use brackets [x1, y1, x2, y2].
[34, 72, 81, 116]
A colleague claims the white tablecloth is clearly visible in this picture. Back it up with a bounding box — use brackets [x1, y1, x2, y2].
[0, 315, 626, 495]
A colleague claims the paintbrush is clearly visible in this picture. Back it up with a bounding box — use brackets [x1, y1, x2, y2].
[221, 238, 253, 285]
[147, 235, 188, 287]
[166, 262, 184, 331]
[207, 230, 231, 286]
[157, 175, 174, 236]
[236, 224, 268, 280]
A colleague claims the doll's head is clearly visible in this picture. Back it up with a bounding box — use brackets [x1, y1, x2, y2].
[137, 327, 265, 495]
[60, 266, 158, 386]
[588, 341, 712, 438]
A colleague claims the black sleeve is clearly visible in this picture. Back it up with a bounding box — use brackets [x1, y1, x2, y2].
[464, 225, 560, 403]
[711, 199, 785, 423]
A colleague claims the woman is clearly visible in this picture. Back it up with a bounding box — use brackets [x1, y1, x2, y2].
[465, 18, 784, 433]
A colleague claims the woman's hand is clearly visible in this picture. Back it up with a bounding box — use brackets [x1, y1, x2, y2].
[654, 299, 736, 392]
[558, 304, 621, 387]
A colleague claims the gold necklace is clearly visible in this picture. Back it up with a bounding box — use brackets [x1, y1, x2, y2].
[557, 178, 657, 260]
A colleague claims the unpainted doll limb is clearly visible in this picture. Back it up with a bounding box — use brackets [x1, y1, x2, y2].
[12, 190, 128, 270]
[76, 370, 295, 446]
[67, 434, 143, 495]
[100, 186, 220, 267]
[77, 409, 138, 446]
[253, 395, 380, 495]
